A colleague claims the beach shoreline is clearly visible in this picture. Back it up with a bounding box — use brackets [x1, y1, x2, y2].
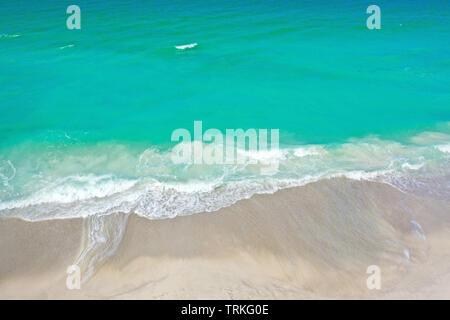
[1, 178, 450, 299]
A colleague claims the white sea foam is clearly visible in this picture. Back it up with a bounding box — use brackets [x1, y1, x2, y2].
[436, 144, 450, 154]
[0, 34, 20, 39]
[0, 160, 16, 188]
[0, 133, 449, 221]
[59, 44, 74, 50]
[333, 169, 392, 181]
[0, 174, 138, 212]
[175, 43, 198, 49]
[293, 146, 325, 158]
[401, 162, 425, 170]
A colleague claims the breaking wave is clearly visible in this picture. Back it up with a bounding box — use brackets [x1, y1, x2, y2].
[0, 131, 449, 221]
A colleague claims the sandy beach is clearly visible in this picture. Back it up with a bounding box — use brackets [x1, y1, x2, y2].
[1, 178, 449, 299]
[1, 0, 449, 303]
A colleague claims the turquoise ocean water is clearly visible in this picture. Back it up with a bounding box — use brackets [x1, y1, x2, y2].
[0, 0, 449, 222]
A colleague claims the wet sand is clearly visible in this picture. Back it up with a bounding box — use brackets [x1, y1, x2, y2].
[1, 178, 449, 299]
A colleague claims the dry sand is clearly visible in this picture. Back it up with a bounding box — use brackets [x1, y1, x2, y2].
[0, 178, 449, 299]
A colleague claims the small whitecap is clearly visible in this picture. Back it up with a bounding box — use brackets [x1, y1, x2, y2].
[0, 34, 20, 39]
[59, 44, 74, 50]
[175, 43, 198, 50]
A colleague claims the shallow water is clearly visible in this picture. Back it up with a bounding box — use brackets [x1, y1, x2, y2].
[0, 0, 449, 221]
